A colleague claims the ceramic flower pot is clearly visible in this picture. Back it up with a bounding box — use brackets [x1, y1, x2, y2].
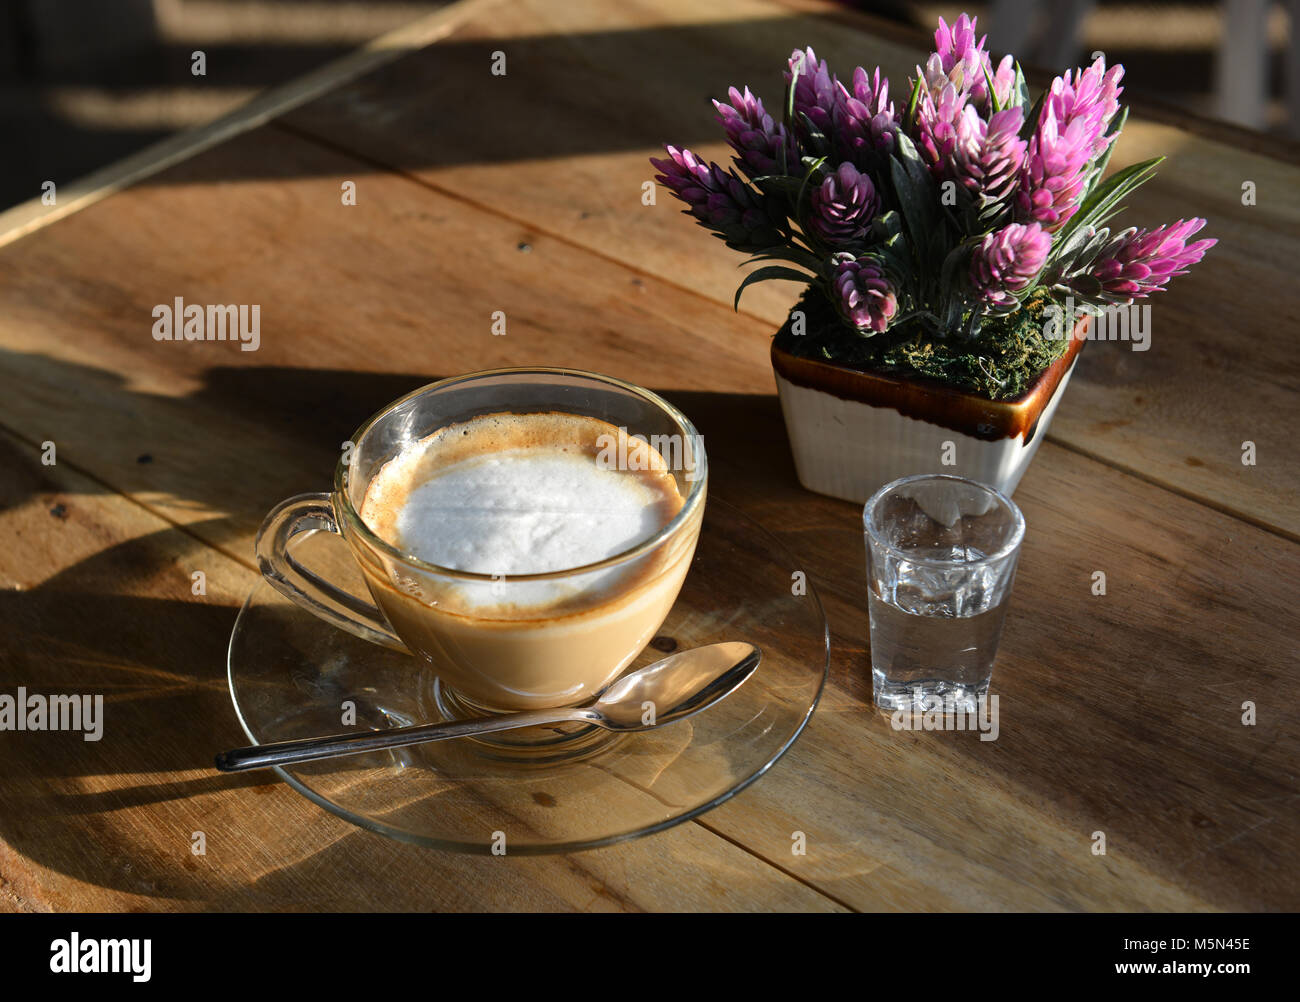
[772, 315, 1089, 504]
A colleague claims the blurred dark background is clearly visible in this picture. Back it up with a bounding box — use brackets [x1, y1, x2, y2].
[1, 0, 1295, 212]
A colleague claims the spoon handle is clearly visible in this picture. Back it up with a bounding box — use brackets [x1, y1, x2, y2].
[215, 707, 593, 772]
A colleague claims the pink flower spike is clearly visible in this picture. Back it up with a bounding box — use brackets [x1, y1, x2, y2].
[1088, 218, 1216, 299]
[832, 254, 898, 333]
[713, 85, 799, 178]
[970, 222, 1051, 305]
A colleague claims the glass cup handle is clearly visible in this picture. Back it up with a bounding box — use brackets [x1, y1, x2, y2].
[255, 493, 411, 653]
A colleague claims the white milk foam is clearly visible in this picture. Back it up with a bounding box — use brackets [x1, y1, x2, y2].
[391, 451, 669, 573]
[360, 413, 683, 596]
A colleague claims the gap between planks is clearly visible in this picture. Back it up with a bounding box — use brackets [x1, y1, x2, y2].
[692, 818, 860, 911]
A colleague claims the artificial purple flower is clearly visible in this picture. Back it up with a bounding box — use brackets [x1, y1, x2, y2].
[809, 163, 880, 247]
[831, 254, 898, 333]
[714, 85, 800, 178]
[786, 47, 839, 138]
[933, 15, 981, 71]
[650, 145, 784, 249]
[835, 65, 899, 162]
[650, 144, 713, 201]
[914, 79, 967, 175]
[932, 15, 984, 94]
[788, 48, 899, 167]
[951, 105, 1026, 205]
[1017, 56, 1124, 229]
[913, 17, 1015, 178]
[1046, 57, 1124, 162]
[1016, 102, 1096, 228]
[969, 222, 1050, 305]
[1084, 218, 1216, 300]
[931, 14, 1015, 111]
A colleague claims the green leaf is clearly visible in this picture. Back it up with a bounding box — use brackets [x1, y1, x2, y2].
[749, 174, 802, 189]
[742, 245, 823, 271]
[895, 133, 940, 230]
[904, 75, 923, 134]
[871, 209, 902, 241]
[1068, 273, 1102, 297]
[1089, 204, 1134, 230]
[794, 111, 831, 160]
[976, 198, 1012, 231]
[784, 58, 799, 130]
[750, 174, 805, 214]
[796, 155, 828, 215]
[1051, 226, 1115, 285]
[1019, 85, 1048, 141]
[893, 129, 929, 183]
[1081, 225, 1113, 258]
[733, 266, 815, 311]
[1051, 220, 1098, 267]
[889, 158, 926, 263]
[876, 240, 912, 281]
[888, 133, 941, 277]
[944, 294, 965, 334]
[1012, 61, 1030, 110]
[983, 61, 1003, 114]
[1055, 155, 1163, 248]
[937, 242, 970, 309]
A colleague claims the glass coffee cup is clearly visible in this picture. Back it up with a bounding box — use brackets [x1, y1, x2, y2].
[256, 368, 707, 713]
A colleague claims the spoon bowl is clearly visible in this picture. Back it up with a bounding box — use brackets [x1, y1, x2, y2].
[592, 641, 760, 729]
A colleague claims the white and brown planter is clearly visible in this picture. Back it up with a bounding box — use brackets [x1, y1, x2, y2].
[772, 316, 1088, 504]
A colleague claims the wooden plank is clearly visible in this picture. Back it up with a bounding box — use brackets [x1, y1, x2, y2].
[0, 425, 841, 912]
[273, 0, 1300, 538]
[0, 124, 1295, 909]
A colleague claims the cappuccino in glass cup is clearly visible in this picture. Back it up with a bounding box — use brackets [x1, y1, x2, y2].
[257, 368, 706, 712]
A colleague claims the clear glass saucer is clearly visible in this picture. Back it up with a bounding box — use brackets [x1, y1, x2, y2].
[226, 498, 829, 854]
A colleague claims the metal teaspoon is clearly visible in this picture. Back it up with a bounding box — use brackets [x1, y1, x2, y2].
[215, 641, 760, 772]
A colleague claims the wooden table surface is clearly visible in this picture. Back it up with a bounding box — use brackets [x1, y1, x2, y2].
[1, 0, 1296, 912]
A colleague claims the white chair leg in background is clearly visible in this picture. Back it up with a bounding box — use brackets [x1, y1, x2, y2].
[1216, 0, 1271, 129]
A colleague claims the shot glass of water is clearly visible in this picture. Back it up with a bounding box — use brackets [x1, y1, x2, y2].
[863, 474, 1025, 712]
